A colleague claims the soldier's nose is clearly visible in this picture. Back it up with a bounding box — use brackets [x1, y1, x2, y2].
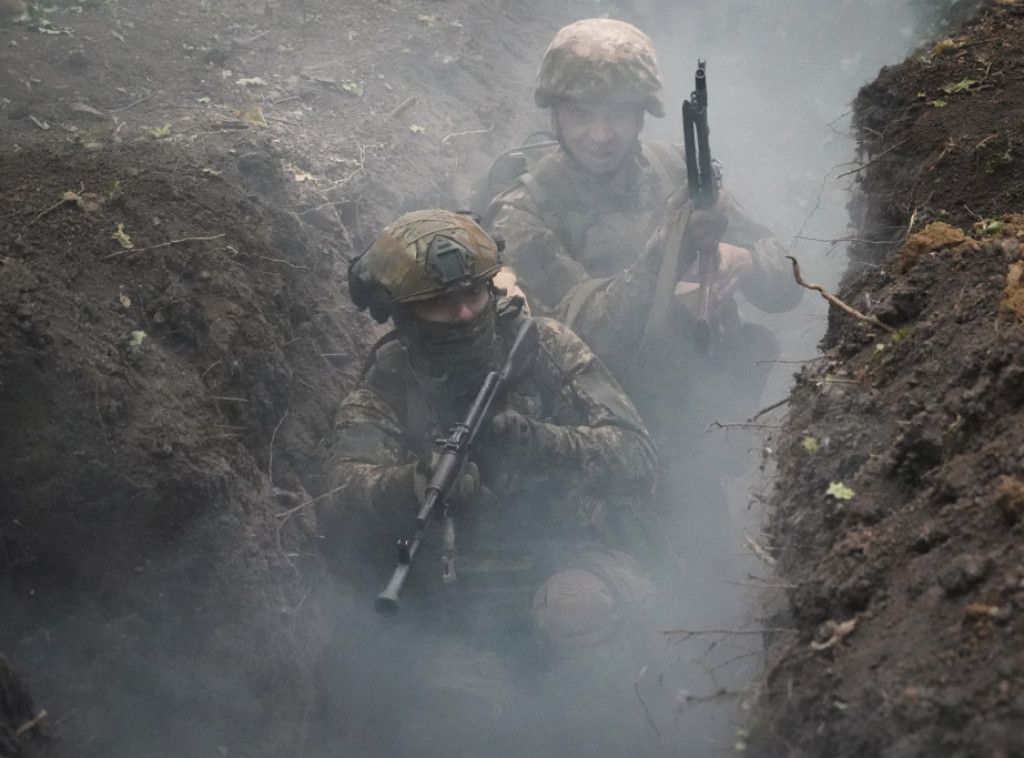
[590, 116, 613, 142]
[452, 299, 477, 322]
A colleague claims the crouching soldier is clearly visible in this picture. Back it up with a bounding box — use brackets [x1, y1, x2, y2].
[321, 209, 662, 756]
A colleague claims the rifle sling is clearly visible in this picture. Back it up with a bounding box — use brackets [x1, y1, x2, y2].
[635, 202, 694, 364]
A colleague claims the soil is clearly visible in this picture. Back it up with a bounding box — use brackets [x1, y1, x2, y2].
[0, 0, 595, 755]
[749, 2, 1024, 756]
[2, 0, 1023, 756]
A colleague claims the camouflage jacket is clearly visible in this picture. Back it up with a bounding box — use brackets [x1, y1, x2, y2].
[489, 142, 802, 380]
[323, 310, 658, 572]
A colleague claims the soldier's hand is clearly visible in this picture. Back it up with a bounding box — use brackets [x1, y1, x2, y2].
[682, 207, 729, 259]
[676, 242, 754, 318]
[414, 452, 481, 510]
[640, 189, 728, 278]
[483, 409, 550, 467]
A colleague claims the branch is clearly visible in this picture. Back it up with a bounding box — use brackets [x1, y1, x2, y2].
[662, 627, 789, 641]
[15, 710, 47, 737]
[101, 233, 226, 260]
[785, 255, 896, 334]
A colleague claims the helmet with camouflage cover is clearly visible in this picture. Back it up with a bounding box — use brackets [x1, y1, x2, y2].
[535, 18, 665, 118]
[348, 209, 503, 323]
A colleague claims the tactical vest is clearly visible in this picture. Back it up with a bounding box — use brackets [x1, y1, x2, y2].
[359, 304, 636, 634]
[485, 140, 686, 327]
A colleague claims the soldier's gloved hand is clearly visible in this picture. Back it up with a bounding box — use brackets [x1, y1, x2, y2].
[682, 207, 729, 260]
[485, 409, 553, 466]
[639, 189, 728, 278]
[413, 452, 481, 510]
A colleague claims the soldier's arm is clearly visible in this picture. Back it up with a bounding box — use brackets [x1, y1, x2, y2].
[509, 318, 658, 495]
[490, 193, 592, 315]
[491, 193, 659, 377]
[717, 193, 804, 313]
[323, 386, 419, 536]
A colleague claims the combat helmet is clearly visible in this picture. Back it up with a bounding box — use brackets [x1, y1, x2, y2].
[534, 18, 665, 117]
[348, 210, 503, 323]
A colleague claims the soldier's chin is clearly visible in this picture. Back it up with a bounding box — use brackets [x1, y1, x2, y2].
[578, 151, 623, 175]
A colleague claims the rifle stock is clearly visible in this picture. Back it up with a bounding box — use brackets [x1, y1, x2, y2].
[375, 317, 540, 616]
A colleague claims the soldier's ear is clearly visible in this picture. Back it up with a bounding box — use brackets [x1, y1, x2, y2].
[347, 251, 392, 324]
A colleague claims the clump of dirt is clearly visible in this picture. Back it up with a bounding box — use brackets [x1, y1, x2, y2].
[846, 0, 1024, 271]
[0, 137, 355, 758]
[749, 3, 1024, 756]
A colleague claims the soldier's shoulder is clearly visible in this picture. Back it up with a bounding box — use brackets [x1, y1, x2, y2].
[491, 181, 533, 209]
[360, 338, 410, 400]
[534, 316, 595, 366]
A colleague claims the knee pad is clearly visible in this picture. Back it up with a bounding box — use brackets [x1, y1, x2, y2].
[532, 552, 655, 649]
[533, 568, 618, 648]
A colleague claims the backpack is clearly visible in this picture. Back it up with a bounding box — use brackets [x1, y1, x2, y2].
[467, 131, 561, 224]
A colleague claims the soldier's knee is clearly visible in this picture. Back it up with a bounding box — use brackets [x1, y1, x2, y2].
[532, 549, 656, 649]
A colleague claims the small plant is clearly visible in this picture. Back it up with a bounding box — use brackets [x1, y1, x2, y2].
[985, 148, 1013, 174]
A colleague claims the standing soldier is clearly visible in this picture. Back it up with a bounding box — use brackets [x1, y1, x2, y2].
[322, 209, 660, 756]
[487, 18, 803, 588]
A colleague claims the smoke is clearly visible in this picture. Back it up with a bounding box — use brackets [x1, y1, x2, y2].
[317, 2, 974, 757]
[627, 0, 973, 753]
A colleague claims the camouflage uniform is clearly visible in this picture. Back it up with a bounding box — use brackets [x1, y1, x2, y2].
[489, 20, 803, 599]
[324, 302, 656, 607]
[323, 298, 659, 755]
[324, 206, 658, 634]
[489, 145, 800, 382]
[489, 17, 800, 400]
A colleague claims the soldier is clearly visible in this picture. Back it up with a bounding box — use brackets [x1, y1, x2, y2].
[322, 209, 660, 756]
[487, 19, 803, 589]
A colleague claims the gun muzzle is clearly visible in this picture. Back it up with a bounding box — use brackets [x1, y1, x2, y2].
[375, 561, 409, 616]
[374, 592, 399, 616]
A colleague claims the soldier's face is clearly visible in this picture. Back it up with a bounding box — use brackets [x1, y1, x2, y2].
[410, 282, 490, 323]
[553, 100, 644, 174]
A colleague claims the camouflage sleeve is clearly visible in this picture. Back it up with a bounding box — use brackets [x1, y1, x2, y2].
[718, 192, 804, 313]
[490, 188, 658, 376]
[528, 317, 658, 495]
[490, 188, 591, 315]
[322, 385, 418, 537]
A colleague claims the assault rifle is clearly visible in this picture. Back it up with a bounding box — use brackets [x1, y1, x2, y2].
[681, 59, 722, 352]
[374, 317, 540, 616]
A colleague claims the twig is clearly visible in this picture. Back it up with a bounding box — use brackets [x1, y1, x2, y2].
[388, 96, 416, 119]
[750, 396, 789, 420]
[755, 358, 822, 366]
[441, 124, 494, 146]
[743, 535, 777, 567]
[274, 485, 343, 552]
[29, 198, 70, 226]
[706, 420, 782, 432]
[238, 29, 271, 46]
[15, 709, 47, 737]
[794, 235, 891, 245]
[101, 233, 226, 260]
[817, 377, 864, 386]
[200, 360, 222, 381]
[677, 687, 747, 709]
[836, 139, 908, 179]
[632, 665, 662, 740]
[268, 408, 289, 486]
[785, 255, 897, 334]
[723, 579, 796, 590]
[107, 93, 156, 113]
[662, 627, 788, 641]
